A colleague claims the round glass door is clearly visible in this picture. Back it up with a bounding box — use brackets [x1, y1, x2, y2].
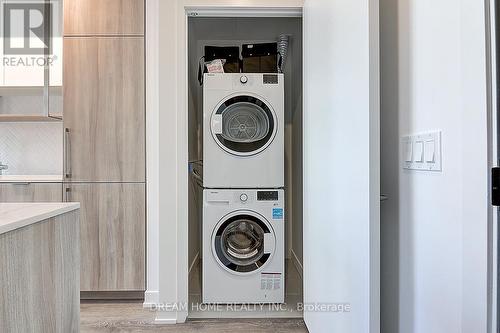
[211, 95, 277, 156]
[212, 213, 274, 274]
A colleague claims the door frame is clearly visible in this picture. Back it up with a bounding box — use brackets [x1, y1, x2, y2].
[488, 0, 498, 331]
[146, 2, 304, 323]
[179, 5, 303, 322]
[147, 2, 380, 328]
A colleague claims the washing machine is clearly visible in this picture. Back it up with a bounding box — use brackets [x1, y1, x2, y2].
[202, 189, 285, 304]
[203, 73, 284, 188]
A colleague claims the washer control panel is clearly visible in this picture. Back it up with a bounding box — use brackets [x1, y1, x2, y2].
[207, 190, 281, 204]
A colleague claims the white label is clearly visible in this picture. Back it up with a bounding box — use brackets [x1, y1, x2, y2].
[212, 114, 223, 134]
[260, 273, 282, 290]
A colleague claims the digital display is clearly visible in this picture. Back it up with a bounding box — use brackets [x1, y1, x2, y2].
[263, 74, 278, 84]
[257, 191, 279, 201]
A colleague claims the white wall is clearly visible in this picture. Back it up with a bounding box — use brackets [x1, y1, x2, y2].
[380, 0, 489, 332]
[303, 0, 380, 332]
[459, 3, 490, 332]
[291, 21, 304, 268]
[144, 0, 160, 307]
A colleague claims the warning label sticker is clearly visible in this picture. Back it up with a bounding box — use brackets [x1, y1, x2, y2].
[260, 273, 282, 290]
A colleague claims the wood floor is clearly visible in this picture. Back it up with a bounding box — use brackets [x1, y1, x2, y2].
[81, 301, 309, 333]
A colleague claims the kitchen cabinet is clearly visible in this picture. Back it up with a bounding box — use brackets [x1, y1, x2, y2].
[0, 0, 62, 122]
[62, 1, 145, 296]
[0, 204, 80, 333]
[63, 37, 145, 182]
[0, 183, 62, 202]
[64, 0, 144, 36]
[63, 183, 145, 291]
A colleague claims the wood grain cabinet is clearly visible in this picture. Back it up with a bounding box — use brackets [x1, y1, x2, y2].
[0, 183, 62, 202]
[63, 1, 146, 295]
[64, 183, 145, 291]
[0, 209, 80, 333]
[63, 37, 145, 182]
[64, 0, 144, 36]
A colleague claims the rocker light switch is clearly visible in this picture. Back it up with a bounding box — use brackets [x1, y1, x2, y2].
[414, 141, 424, 162]
[425, 140, 435, 163]
[404, 141, 413, 162]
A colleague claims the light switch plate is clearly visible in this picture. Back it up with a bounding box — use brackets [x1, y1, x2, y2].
[402, 131, 442, 171]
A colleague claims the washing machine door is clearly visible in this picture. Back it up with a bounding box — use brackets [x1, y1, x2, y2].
[212, 211, 276, 274]
[211, 94, 277, 156]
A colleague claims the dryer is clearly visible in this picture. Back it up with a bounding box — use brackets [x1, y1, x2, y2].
[203, 73, 284, 188]
[202, 189, 285, 304]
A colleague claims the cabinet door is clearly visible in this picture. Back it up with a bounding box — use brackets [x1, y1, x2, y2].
[63, 37, 145, 182]
[64, 183, 145, 291]
[0, 183, 62, 202]
[64, 0, 144, 36]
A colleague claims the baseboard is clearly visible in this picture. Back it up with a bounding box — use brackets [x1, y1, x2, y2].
[143, 290, 159, 308]
[154, 308, 188, 324]
[81, 291, 144, 300]
[290, 249, 303, 280]
[154, 311, 178, 324]
[144, 254, 199, 310]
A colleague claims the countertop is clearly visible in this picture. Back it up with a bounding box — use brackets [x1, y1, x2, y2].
[0, 203, 80, 234]
[0, 175, 63, 183]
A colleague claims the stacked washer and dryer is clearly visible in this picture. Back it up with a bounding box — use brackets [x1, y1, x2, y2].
[202, 73, 285, 304]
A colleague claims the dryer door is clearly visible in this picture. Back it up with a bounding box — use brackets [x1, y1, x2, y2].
[212, 211, 276, 274]
[211, 95, 277, 156]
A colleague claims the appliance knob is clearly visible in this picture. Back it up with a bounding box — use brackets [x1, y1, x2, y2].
[240, 76, 248, 84]
[240, 193, 248, 202]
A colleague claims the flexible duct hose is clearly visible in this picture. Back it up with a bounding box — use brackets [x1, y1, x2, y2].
[277, 34, 290, 73]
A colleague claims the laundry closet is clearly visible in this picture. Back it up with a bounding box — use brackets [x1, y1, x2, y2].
[187, 16, 304, 318]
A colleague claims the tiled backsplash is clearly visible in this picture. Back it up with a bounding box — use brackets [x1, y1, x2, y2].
[0, 123, 63, 175]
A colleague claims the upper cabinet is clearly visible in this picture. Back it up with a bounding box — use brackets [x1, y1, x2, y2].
[64, 0, 144, 36]
[63, 37, 145, 182]
[0, 0, 63, 121]
[0, 1, 62, 87]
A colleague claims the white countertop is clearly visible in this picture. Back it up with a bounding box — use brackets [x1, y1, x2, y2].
[0, 203, 80, 234]
[0, 175, 63, 183]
